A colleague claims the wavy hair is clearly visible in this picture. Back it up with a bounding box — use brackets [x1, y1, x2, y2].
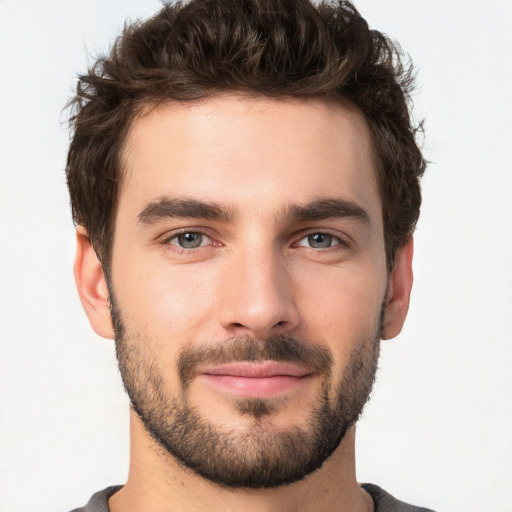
[66, 0, 425, 271]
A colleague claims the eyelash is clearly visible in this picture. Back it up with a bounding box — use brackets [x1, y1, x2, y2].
[294, 231, 349, 250]
[159, 229, 350, 253]
[159, 229, 216, 253]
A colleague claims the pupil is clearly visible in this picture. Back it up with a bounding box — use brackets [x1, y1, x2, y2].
[179, 232, 202, 248]
[309, 234, 331, 248]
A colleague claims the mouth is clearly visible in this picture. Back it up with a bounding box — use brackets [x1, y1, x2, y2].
[197, 361, 313, 398]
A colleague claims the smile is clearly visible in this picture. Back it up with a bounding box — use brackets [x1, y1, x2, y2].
[198, 362, 313, 398]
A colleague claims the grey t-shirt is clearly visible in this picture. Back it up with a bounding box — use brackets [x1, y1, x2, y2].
[69, 484, 436, 512]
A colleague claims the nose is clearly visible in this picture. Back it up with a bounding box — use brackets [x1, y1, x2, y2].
[218, 245, 300, 339]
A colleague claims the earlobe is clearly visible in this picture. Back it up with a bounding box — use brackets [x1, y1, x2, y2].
[381, 237, 414, 340]
[74, 226, 115, 339]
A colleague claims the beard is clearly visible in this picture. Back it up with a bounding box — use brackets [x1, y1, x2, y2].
[110, 291, 381, 489]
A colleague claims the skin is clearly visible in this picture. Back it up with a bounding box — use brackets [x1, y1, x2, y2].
[74, 95, 413, 512]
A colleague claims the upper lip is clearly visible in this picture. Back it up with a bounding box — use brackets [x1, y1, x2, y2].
[199, 361, 311, 378]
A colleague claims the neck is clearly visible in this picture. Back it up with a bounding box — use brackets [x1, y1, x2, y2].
[108, 410, 373, 512]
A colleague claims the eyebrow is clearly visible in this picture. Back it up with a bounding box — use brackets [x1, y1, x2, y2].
[138, 197, 233, 224]
[285, 198, 370, 225]
[137, 196, 370, 226]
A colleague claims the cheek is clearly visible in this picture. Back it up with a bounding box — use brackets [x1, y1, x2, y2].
[151, 267, 209, 319]
[112, 256, 216, 351]
[297, 264, 385, 362]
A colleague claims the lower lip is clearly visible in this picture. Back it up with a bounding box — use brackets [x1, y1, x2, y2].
[200, 374, 309, 398]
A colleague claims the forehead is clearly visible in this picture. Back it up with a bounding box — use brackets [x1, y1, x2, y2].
[120, 95, 381, 225]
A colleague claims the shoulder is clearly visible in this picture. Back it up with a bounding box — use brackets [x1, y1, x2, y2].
[68, 486, 122, 512]
[361, 483, 437, 512]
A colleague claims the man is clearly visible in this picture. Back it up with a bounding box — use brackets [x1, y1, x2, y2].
[66, 0, 432, 510]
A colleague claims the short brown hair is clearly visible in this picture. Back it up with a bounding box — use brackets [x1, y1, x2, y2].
[66, 0, 425, 271]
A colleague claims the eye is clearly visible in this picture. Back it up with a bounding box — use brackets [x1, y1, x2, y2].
[169, 232, 212, 249]
[297, 233, 341, 249]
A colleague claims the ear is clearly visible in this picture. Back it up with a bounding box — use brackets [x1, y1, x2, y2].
[74, 226, 115, 339]
[381, 237, 414, 340]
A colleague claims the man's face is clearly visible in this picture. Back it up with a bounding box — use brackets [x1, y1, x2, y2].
[108, 96, 390, 487]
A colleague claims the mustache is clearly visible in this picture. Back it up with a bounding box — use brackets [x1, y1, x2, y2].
[178, 334, 333, 388]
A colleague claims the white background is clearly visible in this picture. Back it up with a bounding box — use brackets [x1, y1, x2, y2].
[0, 1, 511, 511]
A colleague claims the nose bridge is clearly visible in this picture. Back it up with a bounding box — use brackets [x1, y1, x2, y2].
[218, 236, 299, 337]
